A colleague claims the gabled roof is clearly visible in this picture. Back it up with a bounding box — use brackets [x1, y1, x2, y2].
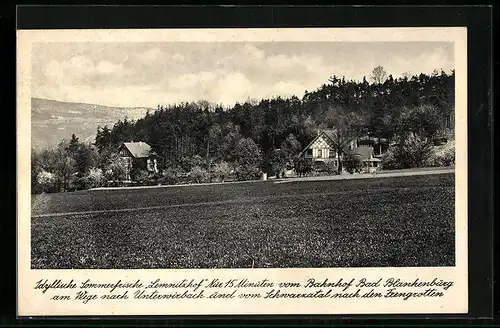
[351, 146, 373, 162]
[322, 129, 337, 142]
[299, 129, 337, 157]
[121, 141, 152, 158]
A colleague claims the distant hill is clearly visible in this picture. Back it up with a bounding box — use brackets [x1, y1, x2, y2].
[31, 98, 153, 150]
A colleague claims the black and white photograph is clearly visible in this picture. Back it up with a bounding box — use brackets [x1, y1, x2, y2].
[28, 38, 457, 270]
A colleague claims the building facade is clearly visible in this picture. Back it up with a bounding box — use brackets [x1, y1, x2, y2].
[299, 130, 389, 173]
[118, 141, 158, 180]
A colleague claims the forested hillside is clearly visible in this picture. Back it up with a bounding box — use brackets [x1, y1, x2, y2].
[96, 69, 454, 165]
[32, 68, 455, 193]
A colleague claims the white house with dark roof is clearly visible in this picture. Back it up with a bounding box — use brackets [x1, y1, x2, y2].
[118, 141, 158, 180]
[299, 129, 341, 169]
[299, 129, 388, 173]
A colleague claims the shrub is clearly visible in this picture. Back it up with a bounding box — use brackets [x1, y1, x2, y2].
[161, 167, 182, 185]
[294, 157, 312, 177]
[234, 164, 261, 181]
[105, 159, 128, 182]
[343, 151, 362, 174]
[382, 133, 433, 170]
[133, 169, 150, 185]
[188, 166, 210, 183]
[426, 140, 455, 167]
[312, 161, 327, 172]
[212, 161, 231, 182]
[37, 170, 57, 193]
[381, 148, 402, 170]
[83, 167, 107, 189]
[325, 161, 340, 174]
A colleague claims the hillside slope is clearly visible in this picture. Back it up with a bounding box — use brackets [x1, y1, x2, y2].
[31, 98, 153, 150]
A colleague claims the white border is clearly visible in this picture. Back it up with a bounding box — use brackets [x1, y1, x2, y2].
[17, 27, 468, 316]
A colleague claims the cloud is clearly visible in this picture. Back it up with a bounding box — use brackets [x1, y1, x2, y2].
[95, 60, 124, 75]
[140, 48, 163, 62]
[32, 42, 455, 108]
[42, 55, 130, 89]
[390, 46, 453, 77]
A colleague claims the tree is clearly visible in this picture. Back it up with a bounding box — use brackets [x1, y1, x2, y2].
[402, 71, 413, 79]
[104, 154, 128, 183]
[95, 125, 113, 153]
[31, 149, 42, 194]
[280, 133, 302, 167]
[37, 170, 57, 193]
[53, 140, 77, 192]
[343, 151, 363, 173]
[382, 132, 433, 169]
[370, 65, 388, 84]
[232, 138, 262, 180]
[82, 167, 107, 189]
[267, 149, 287, 178]
[322, 106, 365, 172]
[393, 104, 443, 140]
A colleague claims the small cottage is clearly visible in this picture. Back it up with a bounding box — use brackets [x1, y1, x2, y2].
[298, 129, 340, 170]
[118, 141, 158, 180]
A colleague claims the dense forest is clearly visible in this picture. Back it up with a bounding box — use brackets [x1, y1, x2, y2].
[32, 67, 456, 193]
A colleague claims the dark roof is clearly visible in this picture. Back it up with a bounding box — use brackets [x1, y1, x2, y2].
[352, 146, 373, 162]
[121, 142, 152, 158]
[357, 136, 389, 145]
[322, 129, 337, 141]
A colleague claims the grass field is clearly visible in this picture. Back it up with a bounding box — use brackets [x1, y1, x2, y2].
[31, 173, 455, 269]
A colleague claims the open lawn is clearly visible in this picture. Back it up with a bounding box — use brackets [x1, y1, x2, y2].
[31, 173, 455, 269]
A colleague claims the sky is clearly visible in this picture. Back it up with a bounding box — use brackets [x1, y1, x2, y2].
[31, 41, 454, 108]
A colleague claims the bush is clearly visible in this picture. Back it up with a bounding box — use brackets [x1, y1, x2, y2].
[104, 159, 128, 182]
[83, 167, 107, 189]
[381, 149, 402, 170]
[426, 140, 455, 167]
[343, 152, 362, 174]
[325, 161, 340, 174]
[294, 157, 312, 177]
[133, 169, 150, 185]
[211, 161, 231, 182]
[161, 167, 182, 185]
[382, 133, 433, 170]
[234, 164, 261, 181]
[37, 170, 57, 193]
[312, 161, 327, 172]
[188, 166, 210, 183]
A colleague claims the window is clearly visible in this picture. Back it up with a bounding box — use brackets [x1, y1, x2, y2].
[317, 149, 322, 158]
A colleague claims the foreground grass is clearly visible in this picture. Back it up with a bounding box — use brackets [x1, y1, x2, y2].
[31, 174, 455, 269]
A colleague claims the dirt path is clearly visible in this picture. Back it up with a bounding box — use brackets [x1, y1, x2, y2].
[90, 167, 455, 190]
[278, 167, 455, 183]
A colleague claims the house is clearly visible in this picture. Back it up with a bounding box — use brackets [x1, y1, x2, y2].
[118, 141, 158, 180]
[349, 145, 382, 172]
[298, 129, 341, 170]
[299, 130, 389, 173]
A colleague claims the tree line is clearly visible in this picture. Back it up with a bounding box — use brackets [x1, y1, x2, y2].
[32, 67, 455, 193]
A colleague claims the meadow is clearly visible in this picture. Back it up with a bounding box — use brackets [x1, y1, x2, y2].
[31, 173, 455, 269]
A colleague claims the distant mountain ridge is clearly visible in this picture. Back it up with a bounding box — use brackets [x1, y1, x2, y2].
[31, 98, 153, 150]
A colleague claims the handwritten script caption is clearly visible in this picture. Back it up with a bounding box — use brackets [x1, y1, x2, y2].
[34, 277, 454, 304]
